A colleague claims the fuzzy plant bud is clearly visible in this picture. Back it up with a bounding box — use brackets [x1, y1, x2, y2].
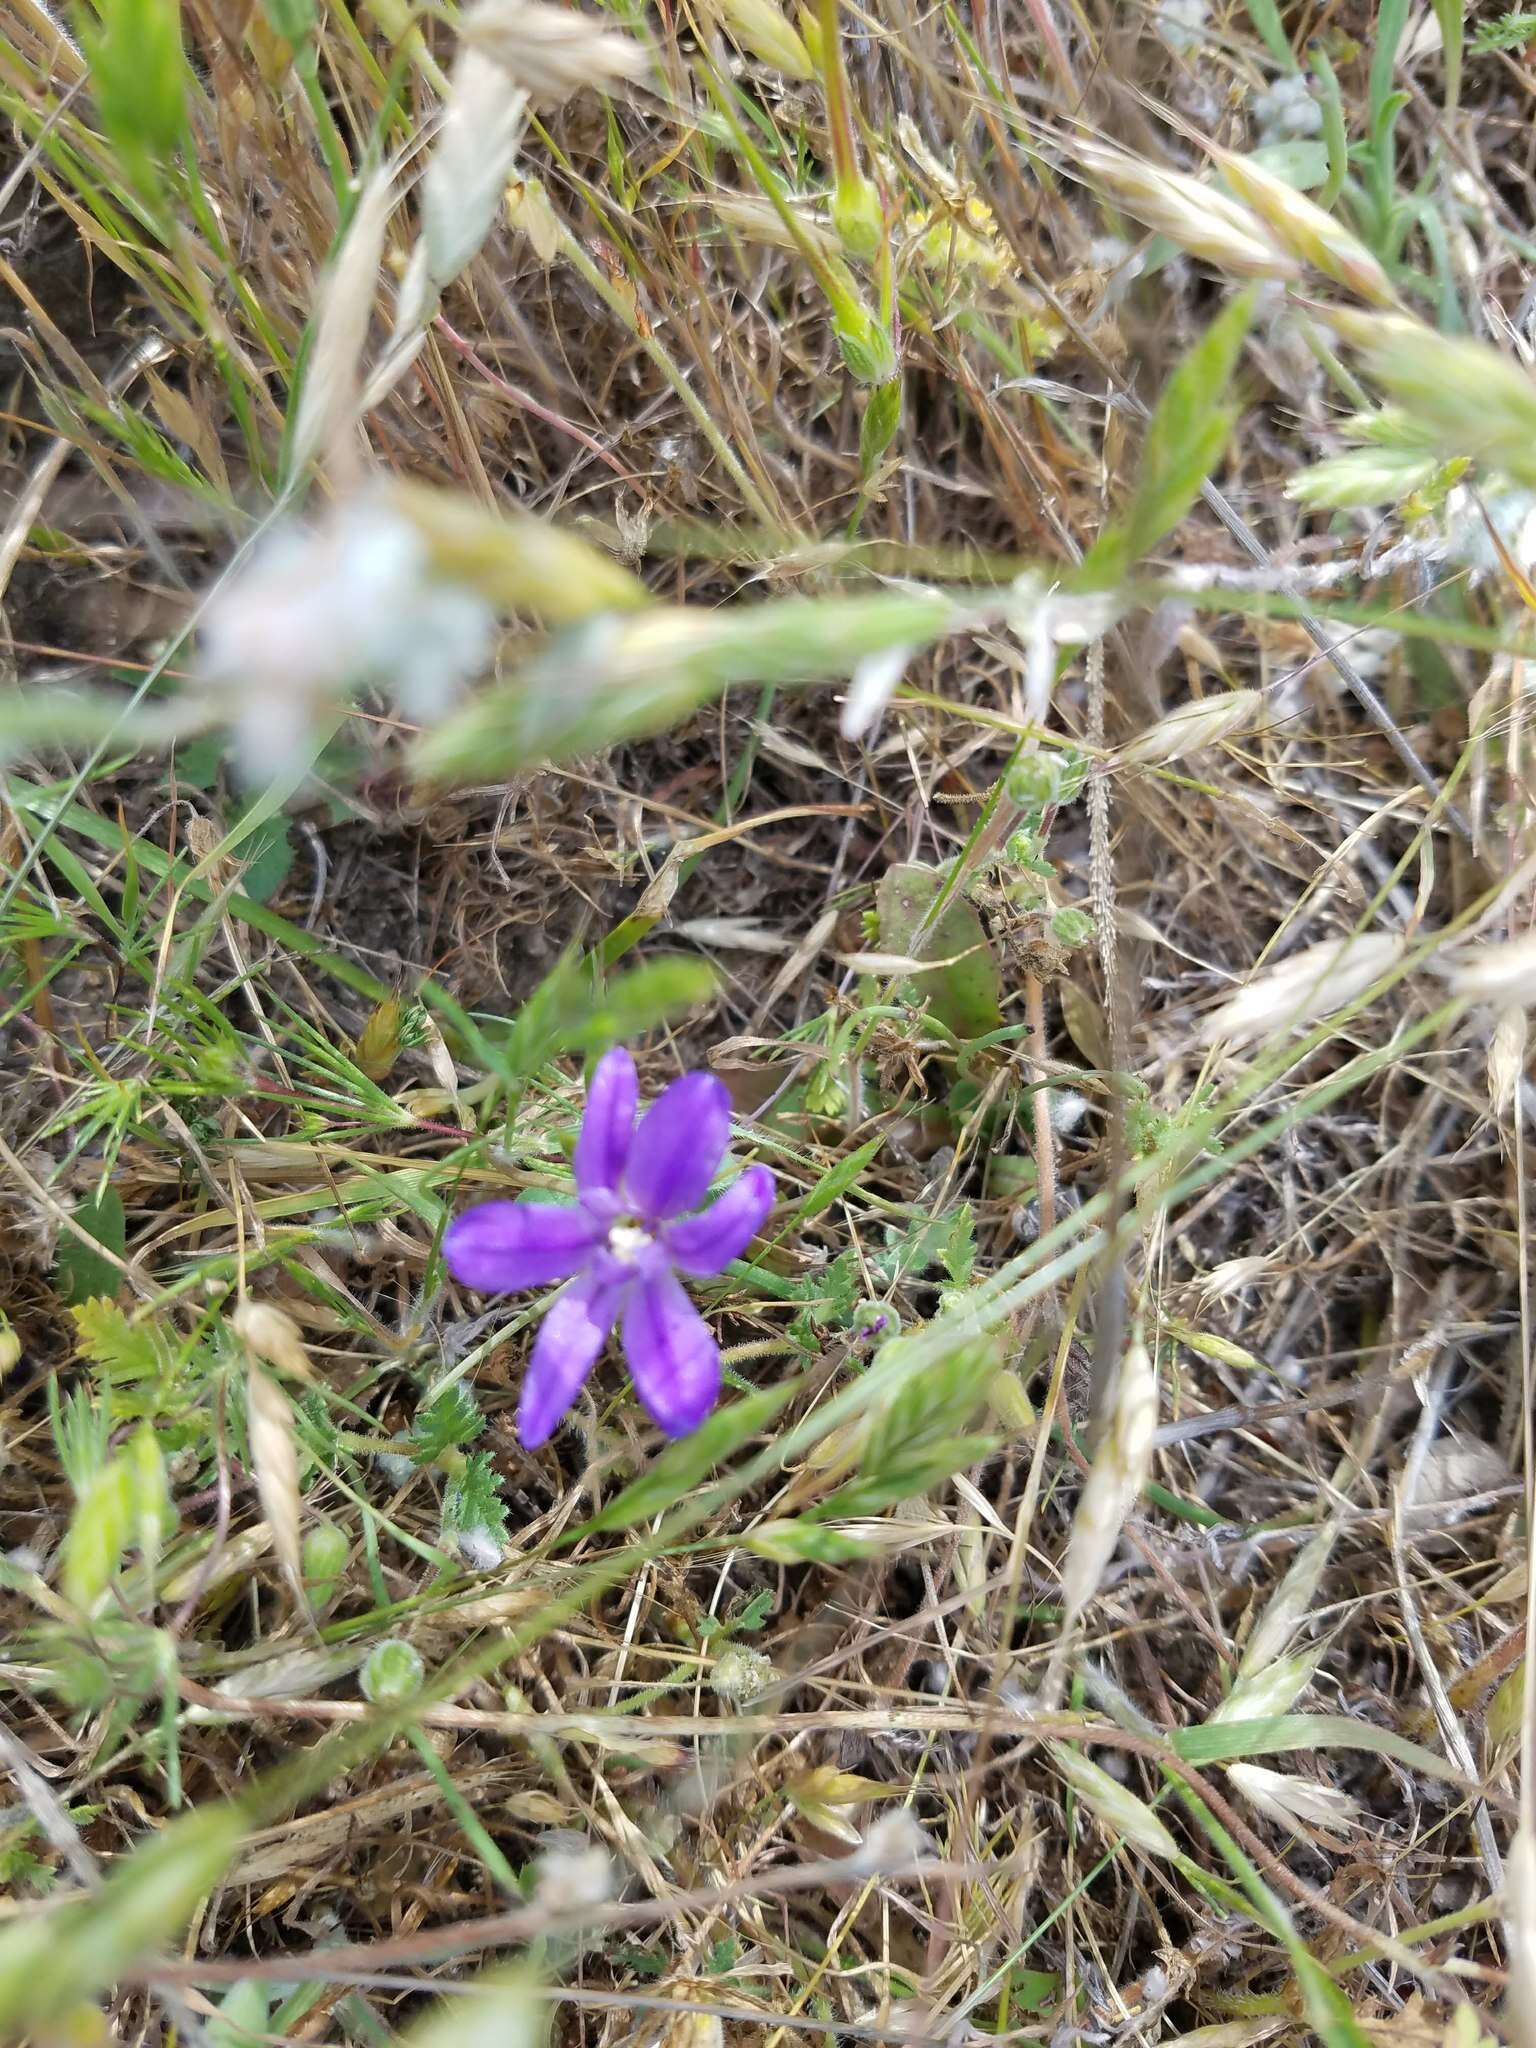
[710, 1641, 778, 1705]
[1004, 752, 1062, 809]
[361, 1638, 425, 1704]
[1051, 906, 1096, 949]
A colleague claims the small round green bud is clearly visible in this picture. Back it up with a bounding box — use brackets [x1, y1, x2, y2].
[1003, 754, 1061, 809]
[850, 1299, 899, 1344]
[302, 1519, 349, 1605]
[1051, 906, 1096, 949]
[361, 1638, 424, 1705]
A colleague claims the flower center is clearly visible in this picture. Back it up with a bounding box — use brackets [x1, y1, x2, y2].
[606, 1222, 653, 1265]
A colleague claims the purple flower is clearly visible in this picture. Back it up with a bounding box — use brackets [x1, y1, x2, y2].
[443, 1049, 775, 1448]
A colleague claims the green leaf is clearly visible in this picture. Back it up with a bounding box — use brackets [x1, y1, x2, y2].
[412, 589, 957, 785]
[873, 862, 1004, 1041]
[0, 1803, 245, 2035]
[746, 1518, 880, 1564]
[938, 1202, 976, 1285]
[1081, 289, 1256, 588]
[395, 1966, 546, 2048]
[60, 1422, 168, 1608]
[71, 1299, 169, 1386]
[441, 1451, 509, 1548]
[1471, 9, 1536, 51]
[1239, 0, 1297, 68]
[570, 958, 718, 1053]
[859, 377, 902, 479]
[237, 816, 296, 906]
[1173, 1712, 1474, 1789]
[791, 1133, 884, 1226]
[78, 0, 189, 199]
[1248, 139, 1329, 190]
[583, 1381, 799, 1535]
[55, 1187, 126, 1304]
[208, 1980, 272, 2048]
[410, 1383, 485, 1462]
[61, 1456, 134, 1608]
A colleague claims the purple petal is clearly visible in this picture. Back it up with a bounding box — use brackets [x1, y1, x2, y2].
[624, 1071, 732, 1221]
[574, 1047, 637, 1206]
[520, 1272, 624, 1448]
[622, 1269, 721, 1438]
[662, 1165, 776, 1277]
[444, 1200, 600, 1294]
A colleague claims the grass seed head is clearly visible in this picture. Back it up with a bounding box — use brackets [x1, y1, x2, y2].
[1448, 930, 1536, 1006]
[460, 0, 648, 100]
[1226, 1762, 1362, 1835]
[1057, 1338, 1157, 1633]
[1047, 1742, 1180, 1860]
[1117, 688, 1263, 767]
[1489, 1004, 1530, 1120]
[232, 1300, 316, 1382]
[1328, 312, 1536, 482]
[1072, 140, 1297, 280]
[1213, 148, 1396, 306]
[245, 1364, 301, 1588]
[710, 0, 815, 77]
[1204, 933, 1405, 1048]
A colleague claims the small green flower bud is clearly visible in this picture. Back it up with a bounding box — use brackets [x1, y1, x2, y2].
[361, 1638, 424, 1705]
[1051, 907, 1096, 949]
[835, 305, 898, 385]
[302, 1519, 349, 1607]
[851, 1299, 899, 1342]
[831, 174, 883, 262]
[1004, 753, 1064, 809]
[859, 377, 902, 476]
[1003, 827, 1052, 876]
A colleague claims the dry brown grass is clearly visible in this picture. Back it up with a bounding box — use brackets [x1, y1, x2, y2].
[2, 1, 1535, 2043]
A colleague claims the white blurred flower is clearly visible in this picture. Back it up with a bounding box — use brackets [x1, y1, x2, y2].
[1154, 0, 1207, 55]
[1444, 484, 1536, 582]
[197, 492, 495, 782]
[533, 1838, 614, 1910]
[454, 1523, 506, 1571]
[1252, 73, 1323, 143]
[843, 1807, 934, 1875]
[841, 641, 912, 742]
